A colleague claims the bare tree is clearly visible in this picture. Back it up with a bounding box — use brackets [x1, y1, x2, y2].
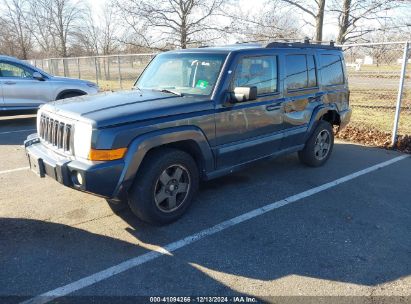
[225, 0, 301, 43]
[49, 0, 86, 57]
[0, 18, 18, 56]
[279, 0, 326, 42]
[115, 0, 228, 49]
[99, 6, 120, 55]
[332, 0, 402, 44]
[26, 0, 86, 57]
[75, 9, 100, 56]
[1, 0, 32, 59]
[27, 0, 56, 57]
[74, 5, 120, 79]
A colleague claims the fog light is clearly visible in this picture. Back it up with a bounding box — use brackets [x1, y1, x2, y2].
[77, 172, 83, 185]
[72, 170, 84, 186]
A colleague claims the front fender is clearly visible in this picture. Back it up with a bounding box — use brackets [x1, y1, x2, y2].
[112, 126, 214, 199]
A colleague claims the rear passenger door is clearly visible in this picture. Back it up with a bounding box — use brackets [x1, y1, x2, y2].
[281, 51, 320, 148]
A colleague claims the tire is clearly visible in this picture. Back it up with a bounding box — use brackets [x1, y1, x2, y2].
[298, 120, 334, 167]
[106, 199, 128, 214]
[128, 148, 199, 225]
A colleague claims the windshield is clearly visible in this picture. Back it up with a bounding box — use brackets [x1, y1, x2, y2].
[136, 53, 227, 96]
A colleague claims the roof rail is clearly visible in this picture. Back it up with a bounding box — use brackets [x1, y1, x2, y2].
[265, 37, 340, 50]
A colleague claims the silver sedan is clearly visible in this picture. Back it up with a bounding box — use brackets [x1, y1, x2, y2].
[0, 55, 99, 111]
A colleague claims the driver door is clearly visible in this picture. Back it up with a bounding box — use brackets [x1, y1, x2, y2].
[215, 54, 285, 168]
[0, 60, 50, 108]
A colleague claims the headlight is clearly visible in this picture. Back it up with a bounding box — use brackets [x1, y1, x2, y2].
[73, 121, 92, 159]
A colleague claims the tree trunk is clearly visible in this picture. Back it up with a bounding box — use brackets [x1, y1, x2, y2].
[180, 19, 187, 49]
[337, 0, 351, 44]
[315, 0, 326, 42]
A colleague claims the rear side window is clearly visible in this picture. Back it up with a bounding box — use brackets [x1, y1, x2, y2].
[286, 55, 317, 90]
[320, 54, 344, 86]
[232, 56, 278, 95]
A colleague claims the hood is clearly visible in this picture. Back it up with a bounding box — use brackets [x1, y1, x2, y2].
[42, 90, 213, 128]
[50, 76, 93, 85]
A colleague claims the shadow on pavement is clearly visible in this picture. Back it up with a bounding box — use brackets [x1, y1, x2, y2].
[1, 143, 410, 301]
[0, 116, 36, 145]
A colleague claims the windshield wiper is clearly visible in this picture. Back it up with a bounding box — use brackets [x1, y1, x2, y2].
[154, 89, 183, 97]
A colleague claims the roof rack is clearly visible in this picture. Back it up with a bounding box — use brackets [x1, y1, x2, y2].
[265, 37, 340, 50]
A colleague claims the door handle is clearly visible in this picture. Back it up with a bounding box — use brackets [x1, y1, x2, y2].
[266, 105, 281, 111]
[4, 81, 16, 85]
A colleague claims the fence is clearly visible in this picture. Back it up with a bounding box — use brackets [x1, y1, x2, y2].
[341, 41, 410, 145]
[27, 53, 156, 91]
[28, 41, 411, 145]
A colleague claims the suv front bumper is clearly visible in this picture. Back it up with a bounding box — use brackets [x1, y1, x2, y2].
[24, 134, 125, 199]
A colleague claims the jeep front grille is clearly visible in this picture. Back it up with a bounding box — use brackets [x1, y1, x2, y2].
[39, 114, 73, 153]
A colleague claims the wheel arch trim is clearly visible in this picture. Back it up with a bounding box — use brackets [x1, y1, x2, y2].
[305, 104, 340, 141]
[56, 89, 87, 100]
[112, 126, 214, 199]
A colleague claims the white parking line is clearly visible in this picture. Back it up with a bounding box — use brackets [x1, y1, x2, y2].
[0, 128, 36, 135]
[0, 167, 29, 175]
[22, 154, 409, 304]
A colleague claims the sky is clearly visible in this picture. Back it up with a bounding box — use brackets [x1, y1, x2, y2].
[86, 0, 410, 43]
[1, 0, 409, 43]
[86, 0, 340, 41]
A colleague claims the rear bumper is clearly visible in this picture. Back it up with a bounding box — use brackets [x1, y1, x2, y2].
[339, 108, 352, 129]
[24, 134, 125, 199]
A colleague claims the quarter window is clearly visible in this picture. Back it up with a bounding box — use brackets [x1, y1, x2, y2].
[320, 54, 344, 86]
[286, 54, 317, 90]
[232, 56, 278, 95]
[0, 62, 34, 78]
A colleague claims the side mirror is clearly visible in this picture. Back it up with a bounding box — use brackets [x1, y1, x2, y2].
[230, 86, 257, 103]
[32, 72, 44, 81]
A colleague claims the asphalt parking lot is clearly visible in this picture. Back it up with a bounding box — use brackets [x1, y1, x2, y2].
[1, 114, 411, 304]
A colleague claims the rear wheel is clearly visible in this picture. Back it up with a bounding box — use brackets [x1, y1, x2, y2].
[298, 120, 334, 167]
[128, 148, 199, 225]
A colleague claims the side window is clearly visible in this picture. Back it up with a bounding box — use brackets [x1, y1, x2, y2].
[307, 55, 317, 87]
[0, 62, 34, 78]
[286, 54, 317, 90]
[320, 54, 344, 86]
[232, 56, 278, 95]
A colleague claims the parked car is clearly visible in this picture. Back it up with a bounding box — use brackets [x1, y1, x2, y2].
[25, 41, 351, 225]
[0, 55, 99, 111]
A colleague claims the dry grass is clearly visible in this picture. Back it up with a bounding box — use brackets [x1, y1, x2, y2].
[97, 80, 135, 91]
[349, 107, 411, 135]
[348, 89, 411, 135]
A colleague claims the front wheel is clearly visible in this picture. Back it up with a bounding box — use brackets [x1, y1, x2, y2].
[128, 148, 199, 225]
[298, 120, 334, 167]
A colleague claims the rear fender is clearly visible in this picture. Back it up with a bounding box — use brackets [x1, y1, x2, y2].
[304, 104, 339, 141]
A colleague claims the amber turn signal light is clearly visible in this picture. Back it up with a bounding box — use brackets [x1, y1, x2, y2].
[88, 148, 127, 161]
